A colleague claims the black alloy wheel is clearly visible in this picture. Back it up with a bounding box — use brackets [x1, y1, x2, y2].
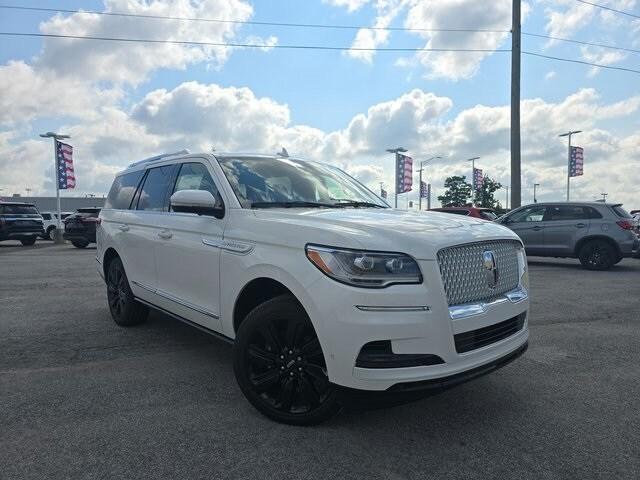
[579, 240, 615, 271]
[106, 257, 148, 326]
[233, 295, 339, 425]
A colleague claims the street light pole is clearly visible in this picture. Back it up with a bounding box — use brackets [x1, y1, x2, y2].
[511, 0, 522, 209]
[40, 131, 70, 243]
[559, 130, 581, 202]
[386, 147, 407, 208]
[504, 185, 510, 210]
[466, 157, 480, 206]
[417, 155, 441, 211]
[533, 183, 540, 203]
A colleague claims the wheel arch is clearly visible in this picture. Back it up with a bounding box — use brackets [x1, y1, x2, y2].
[102, 247, 121, 279]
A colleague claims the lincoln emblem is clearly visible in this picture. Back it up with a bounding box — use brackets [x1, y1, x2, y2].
[482, 250, 499, 288]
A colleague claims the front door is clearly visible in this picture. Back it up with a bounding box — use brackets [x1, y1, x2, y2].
[153, 160, 227, 332]
[504, 205, 548, 256]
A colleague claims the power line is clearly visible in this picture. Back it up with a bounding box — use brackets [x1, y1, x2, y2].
[0, 31, 512, 53]
[0, 4, 510, 33]
[572, 0, 640, 20]
[522, 32, 640, 55]
[523, 51, 640, 74]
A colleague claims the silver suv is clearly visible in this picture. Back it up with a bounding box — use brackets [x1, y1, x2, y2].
[497, 202, 639, 270]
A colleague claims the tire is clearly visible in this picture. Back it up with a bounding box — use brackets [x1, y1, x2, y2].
[71, 240, 89, 249]
[106, 257, 148, 326]
[233, 295, 340, 425]
[20, 236, 37, 246]
[44, 226, 56, 240]
[578, 240, 616, 271]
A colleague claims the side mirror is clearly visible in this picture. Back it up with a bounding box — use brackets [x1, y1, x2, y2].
[170, 190, 224, 218]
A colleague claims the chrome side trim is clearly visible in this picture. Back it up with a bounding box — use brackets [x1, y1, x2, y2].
[202, 238, 254, 255]
[449, 286, 528, 320]
[130, 280, 219, 319]
[355, 305, 431, 312]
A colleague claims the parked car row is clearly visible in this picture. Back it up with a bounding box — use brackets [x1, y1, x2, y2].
[0, 201, 100, 248]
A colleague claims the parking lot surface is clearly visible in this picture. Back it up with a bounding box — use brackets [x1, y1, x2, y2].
[1, 242, 639, 479]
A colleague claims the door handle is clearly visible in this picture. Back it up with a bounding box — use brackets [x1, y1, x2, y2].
[576, 223, 586, 228]
[158, 230, 173, 239]
[118, 224, 130, 232]
[532, 226, 543, 231]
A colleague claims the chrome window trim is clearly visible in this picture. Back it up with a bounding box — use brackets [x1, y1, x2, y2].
[355, 305, 431, 312]
[448, 286, 528, 320]
[131, 280, 219, 319]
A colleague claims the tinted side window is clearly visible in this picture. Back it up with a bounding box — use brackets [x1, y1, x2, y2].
[171, 163, 224, 211]
[545, 206, 589, 221]
[510, 206, 546, 222]
[136, 165, 177, 212]
[42, 213, 52, 220]
[105, 171, 144, 210]
[612, 206, 632, 219]
[586, 207, 603, 219]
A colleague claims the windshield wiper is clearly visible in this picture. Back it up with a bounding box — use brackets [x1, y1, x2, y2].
[331, 199, 386, 208]
[250, 201, 335, 209]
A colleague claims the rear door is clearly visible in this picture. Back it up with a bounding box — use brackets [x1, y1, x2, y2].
[541, 205, 591, 256]
[153, 160, 227, 331]
[118, 164, 178, 298]
[503, 205, 547, 255]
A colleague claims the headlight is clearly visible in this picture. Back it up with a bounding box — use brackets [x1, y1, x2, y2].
[516, 244, 529, 289]
[305, 244, 422, 288]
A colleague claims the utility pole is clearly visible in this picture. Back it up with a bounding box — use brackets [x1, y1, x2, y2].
[511, 0, 522, 209]
[559, 130, 581, 201]
[386, 147, 407, 208]
[504, 185, 510, 210]
[40, 131, 70, 244]
[533, 183, 540, 203]
[601, 192, 608, 202]
[466, 157, 480, 205]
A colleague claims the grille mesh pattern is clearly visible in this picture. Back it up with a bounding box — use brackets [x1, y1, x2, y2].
[437, 240, 521, 306]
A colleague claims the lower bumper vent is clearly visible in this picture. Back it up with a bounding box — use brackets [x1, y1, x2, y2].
[355, 341, 444, 369]
[454, 313, 526, 354]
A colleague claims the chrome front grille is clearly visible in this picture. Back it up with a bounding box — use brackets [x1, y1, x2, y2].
[437, 240, 521, 306]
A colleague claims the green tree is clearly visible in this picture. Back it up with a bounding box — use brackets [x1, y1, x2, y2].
[438, 176, 472, 207]
[473, 175, 502, 208]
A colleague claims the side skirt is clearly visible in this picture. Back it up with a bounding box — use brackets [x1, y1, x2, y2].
[134, 296, 234, 345]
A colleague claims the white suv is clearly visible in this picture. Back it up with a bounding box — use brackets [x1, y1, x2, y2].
[97, 151, 530, 424]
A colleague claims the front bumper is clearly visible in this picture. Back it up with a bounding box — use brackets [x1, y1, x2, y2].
[303, 259, 529, 391]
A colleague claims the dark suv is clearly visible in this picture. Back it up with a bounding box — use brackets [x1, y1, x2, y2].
[0, 202, 44, 246]
[497, 202, 639, 270]
[63, 208, 101, 248]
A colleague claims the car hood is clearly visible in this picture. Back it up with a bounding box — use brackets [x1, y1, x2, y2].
[233, 208, 521, 260]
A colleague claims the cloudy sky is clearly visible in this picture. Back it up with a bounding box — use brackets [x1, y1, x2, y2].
[0, 0, 638, 207]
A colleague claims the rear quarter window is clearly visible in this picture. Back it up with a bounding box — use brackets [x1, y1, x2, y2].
[611, 206, 632, 219]
[105, 171, 145, 210]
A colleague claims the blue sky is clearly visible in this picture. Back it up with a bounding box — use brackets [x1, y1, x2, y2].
[0, 0, 638, 206]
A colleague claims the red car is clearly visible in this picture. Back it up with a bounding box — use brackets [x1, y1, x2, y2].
[429, 206, 498, 221]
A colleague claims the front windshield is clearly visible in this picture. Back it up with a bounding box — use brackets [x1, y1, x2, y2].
[217, 156, 388, 209]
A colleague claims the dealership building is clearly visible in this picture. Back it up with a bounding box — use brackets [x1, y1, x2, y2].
[0, 195, 106, 212]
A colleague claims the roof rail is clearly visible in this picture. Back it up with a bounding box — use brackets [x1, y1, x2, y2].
[127, 149, 190, 168]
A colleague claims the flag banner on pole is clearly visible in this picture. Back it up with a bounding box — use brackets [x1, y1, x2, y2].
[395, 154, 413, 194]
[569, 146, 584, 177]
[473, 167, 483, 190]
[420, 180, 429, 198]
[380, 187, 387, 199]
[56, 140, 75, 189]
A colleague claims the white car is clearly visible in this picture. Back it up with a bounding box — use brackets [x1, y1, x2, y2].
[40, 211, 73, 239]
[97, 151, 530, 425]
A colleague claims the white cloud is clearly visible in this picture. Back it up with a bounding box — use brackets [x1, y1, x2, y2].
[580, 46, 627, 76]
[36, 0, 259, 86]
[346, 0, 405, 63]
[323, 0, 371, 12]
[3, 81, 639, 209]
[545, 71, 556, 80]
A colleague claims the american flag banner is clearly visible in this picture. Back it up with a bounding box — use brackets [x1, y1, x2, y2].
[420, 180, 429, 198]
[569, 146, 584, 177]
[56, 141, 75, 189]
[473, 167, 484, 190]
[380, 187, 387, 199]
[395, 154, 413, 194]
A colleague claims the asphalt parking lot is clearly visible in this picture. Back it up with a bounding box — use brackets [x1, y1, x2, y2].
[1, 242, 639, 479]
